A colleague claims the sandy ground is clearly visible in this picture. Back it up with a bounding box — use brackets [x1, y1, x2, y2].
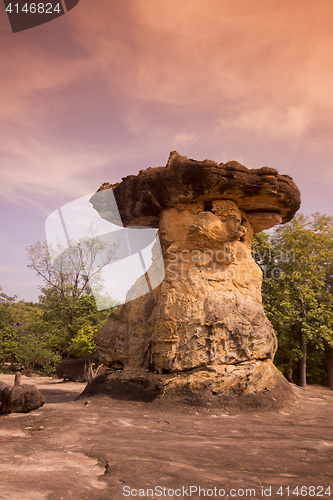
[0, 374, 332, 500]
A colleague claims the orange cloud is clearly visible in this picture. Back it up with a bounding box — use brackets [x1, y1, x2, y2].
[0, 0, 332, 212]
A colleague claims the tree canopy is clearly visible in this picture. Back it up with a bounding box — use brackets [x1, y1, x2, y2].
[253, 213, 333, 389]
[0, 234, 118, 374]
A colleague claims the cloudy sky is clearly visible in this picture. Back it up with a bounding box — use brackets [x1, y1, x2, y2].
[1, 0, 332, 301]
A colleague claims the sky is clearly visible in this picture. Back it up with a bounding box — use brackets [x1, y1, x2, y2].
[0, 0, 332, 302]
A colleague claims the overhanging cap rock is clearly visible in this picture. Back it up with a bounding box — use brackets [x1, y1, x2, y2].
[90, 152, 301, 232]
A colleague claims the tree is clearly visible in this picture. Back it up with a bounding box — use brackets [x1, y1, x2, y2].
[31, 290, 113, 357]
[311, 215, 333, 389]
[0, 287, 19, 366]
[27, 234, 116, 326]
[254, 213, 333, 388]
[17, 333, 62, 376]
[26, 235, 118, 369]
[0, 326, 20, 366]
[253, 232, 301, 382]
[0, 281, 114, 375]
[68, 325, 98, 358]
[0, 286, 17, 326]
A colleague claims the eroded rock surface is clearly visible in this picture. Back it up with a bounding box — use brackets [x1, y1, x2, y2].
[0, 380, 45, 414]
[56, 357, 96, 383]
[91, 151, 300, 232]
[87, 153, 301, 407]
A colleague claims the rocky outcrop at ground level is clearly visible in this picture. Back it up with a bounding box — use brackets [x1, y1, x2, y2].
[56, 357, 96, 383]
[0, 379, 45, 414]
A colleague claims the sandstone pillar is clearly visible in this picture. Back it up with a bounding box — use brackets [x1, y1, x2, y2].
[84, 152, 301, 408]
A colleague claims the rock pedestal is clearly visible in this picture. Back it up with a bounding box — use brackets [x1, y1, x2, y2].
[84, 152, 301, 408]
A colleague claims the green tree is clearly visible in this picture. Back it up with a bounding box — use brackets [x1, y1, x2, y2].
[253, 233, 300, 382]
[0, 326, 20, 366]
[0, 287, 20, 366]
[17, 332, 61, 376]
[26, 234, 117, 363]
[68, 325, 98, 358]
[254, 214, 333, 388]
[0, 282, 113, 375]
[27, 235, 116, 326]
[0, 286, 16, 325]
[31, 290, 113, 357]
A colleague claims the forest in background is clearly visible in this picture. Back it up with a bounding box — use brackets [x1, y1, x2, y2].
[0, 213, 332, 389]
[253, 213, 333, 389]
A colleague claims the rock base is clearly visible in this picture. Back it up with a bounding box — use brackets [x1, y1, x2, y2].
[56, 357, 96, 382]
[0, 382, 45, 414]
[80, 360, 295, 410]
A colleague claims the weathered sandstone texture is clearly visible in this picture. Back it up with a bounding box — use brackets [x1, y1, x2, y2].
[85, 152, 301, 407]
[56, 357, 97, 382]
[0, 379, 45, 414]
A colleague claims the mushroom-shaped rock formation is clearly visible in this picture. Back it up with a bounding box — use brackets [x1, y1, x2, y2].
[84, 152, 301, 408]
[91, 151, 300, 233]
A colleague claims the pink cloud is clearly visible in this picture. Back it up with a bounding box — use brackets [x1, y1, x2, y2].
[0, 0, 332, 213]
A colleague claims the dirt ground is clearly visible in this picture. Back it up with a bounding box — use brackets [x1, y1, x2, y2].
[0, 374, 332, 500]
